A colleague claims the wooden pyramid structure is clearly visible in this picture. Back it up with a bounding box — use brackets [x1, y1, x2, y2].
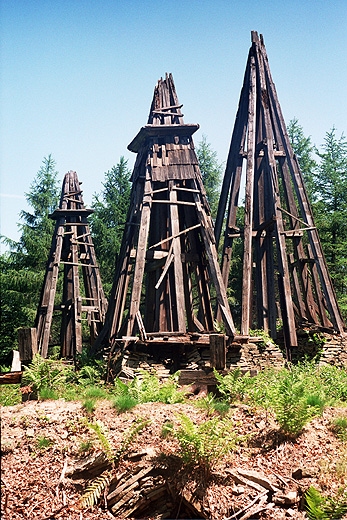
[215, 32, 345, 355]
[95, 73, 235, 358]
[35, 171, 107, 359]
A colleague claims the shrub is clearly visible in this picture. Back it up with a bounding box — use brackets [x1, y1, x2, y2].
[112, 393, 138, 413]
[272, 366, 327, 435]
[38, 387, 59, 401]
[111, 371, 184, 412]
[0, 384, 21, 406]
[82, 399, 96, 415]
[318, 365, 347, 402]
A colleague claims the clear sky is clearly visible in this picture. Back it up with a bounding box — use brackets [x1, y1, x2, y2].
[1, 0, 346, 248]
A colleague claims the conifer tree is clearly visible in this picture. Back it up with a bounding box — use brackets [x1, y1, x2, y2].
[0, 155, 59, 363]
[196, 135, 223, 219]
[314, 129, 347, 318]
[90, 157, 132, 295]
[288, 118, 317, 202]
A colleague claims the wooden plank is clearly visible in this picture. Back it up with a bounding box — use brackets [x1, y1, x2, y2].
[255, 40, 297, 349]
[241, 54, 256, 336]
[214, 53, 251, 246]
[0, 372, 22, 385]
[127, 171, 153, 336]
[18, 328, 38, 362]
[210, 334, 226, 370]
[169, 183, 186, 331]
[192, 184, 236, 337]
[262, 42, 345, 334]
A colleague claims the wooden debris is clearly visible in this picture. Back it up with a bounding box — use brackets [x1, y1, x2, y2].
[235, 468, 279, 492]
[66, 451, 110, 479]
[0, 371, 22, 385]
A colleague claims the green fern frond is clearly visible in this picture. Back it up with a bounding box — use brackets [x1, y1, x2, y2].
[305, 486, 326, 520]
[113, 417, 149, 463]
[305, 486, 347, 520]
[86, 420, 113, 462]
[80, 470, 112, 509]
[323, 494, 347, 520]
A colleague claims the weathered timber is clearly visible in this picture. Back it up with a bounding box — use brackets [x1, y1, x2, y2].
[0, 372, 22, 385]
[94, 73, 235, 371]
[18, 328, 38, 363]
[35, 171, 107, 359]
[215, 32, 345, 357]
[209, 334, 226, 370]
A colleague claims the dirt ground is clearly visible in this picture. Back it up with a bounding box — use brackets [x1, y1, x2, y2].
[1, 397, 347, 519]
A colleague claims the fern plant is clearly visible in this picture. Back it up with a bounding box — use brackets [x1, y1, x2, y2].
[305, 486, 347, 520]
[168, 414, 240, 478]
[79, 471, 112, 509]
[214, 367, 252, 403]
[80, 417, 149, 509]
[22, 354, 73, 396]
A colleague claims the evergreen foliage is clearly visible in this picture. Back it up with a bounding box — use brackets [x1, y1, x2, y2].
[90, 157, 131, 295]
[0, 156, 59, 363]
[196, 135, 223, 218]
[313, 129, 347, 319]
[288, 117, 317, 201]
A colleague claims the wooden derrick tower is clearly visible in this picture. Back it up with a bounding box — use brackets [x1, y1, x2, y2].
[215, 32, 345, 356]
[95, 73, 235, 361]
[35, 171, 107, 359]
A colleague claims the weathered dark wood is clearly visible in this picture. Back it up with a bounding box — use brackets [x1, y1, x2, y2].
[216, 32, 345, 357]
[18, 328, 38, 362]
[98, 73, 236, 370]
[0, 372, 22, 385]
[241, 55, 256, 335]
[210, 334, 226, 370]
[35, 171, 107, 359]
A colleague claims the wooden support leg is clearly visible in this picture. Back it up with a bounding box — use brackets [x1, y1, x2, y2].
[210, 334, 226, 370]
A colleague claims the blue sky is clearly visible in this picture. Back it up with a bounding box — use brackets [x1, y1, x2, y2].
[1, 0, 346, 248]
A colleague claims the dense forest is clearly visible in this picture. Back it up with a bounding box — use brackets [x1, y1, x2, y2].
[1, 122, 346, 366]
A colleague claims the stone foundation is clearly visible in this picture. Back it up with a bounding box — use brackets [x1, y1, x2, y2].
[110, 331, 347, 382]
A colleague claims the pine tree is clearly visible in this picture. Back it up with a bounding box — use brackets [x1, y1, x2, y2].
[313, 129, 347, 318]
[16, 154, 59, 269]
[0, 155, 60, 364]
[196, 136, 223, 219]
[90, 157, 132, 295]
[287, 118, 317, 202]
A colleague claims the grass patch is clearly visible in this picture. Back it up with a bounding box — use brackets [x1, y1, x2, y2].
[0, 384, 21, 406]
[82, 398, 96, 415]
[112, 393, 138, 413]
[331, 416, 347, 442]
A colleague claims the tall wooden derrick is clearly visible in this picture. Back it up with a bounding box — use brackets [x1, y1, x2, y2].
[35, 171, 107, 359]
[215, 32, 345, 357]
[95, 73, 235, 367]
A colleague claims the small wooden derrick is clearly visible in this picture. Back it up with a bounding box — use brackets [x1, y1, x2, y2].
[215, 31, 345, 356]
[94, 73, 235, 365]
[35, 171, 107, 359]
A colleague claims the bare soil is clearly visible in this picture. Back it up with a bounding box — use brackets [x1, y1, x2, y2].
[1, 397, 347, 519]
